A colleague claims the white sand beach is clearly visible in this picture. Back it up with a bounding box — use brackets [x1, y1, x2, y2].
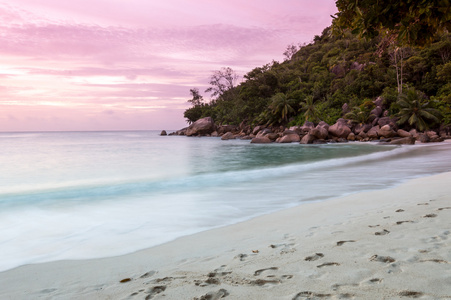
[1, 171, 450, 299]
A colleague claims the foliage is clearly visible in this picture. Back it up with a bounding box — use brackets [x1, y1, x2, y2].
[268, 93, 295, 125]
[344, 100, 376, 124]
[299, 95, 318, 122]
[332, 0, 451, 46]
[188, 88, 204, 106]
[205, 67, 239, 100]
[183, 25, 451, 131]
[396, 88, 441, 131]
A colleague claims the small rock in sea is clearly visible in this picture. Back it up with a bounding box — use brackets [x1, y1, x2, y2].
[160, 130, 167, 136]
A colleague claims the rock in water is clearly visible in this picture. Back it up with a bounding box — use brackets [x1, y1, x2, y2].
[185, 117, 216, 136]
[160, 130, 167, 136]
[389, 137, 415, 145]
[250, 136, 272, 144]
[278, 133, 300, 143]
[221, 132, 235, 140]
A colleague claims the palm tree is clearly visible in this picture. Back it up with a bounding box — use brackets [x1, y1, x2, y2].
[396, 88, 441, 131]
[269, 93, 295, 124]
[344, 103, 375, 125]
[299, 95, 318, 122]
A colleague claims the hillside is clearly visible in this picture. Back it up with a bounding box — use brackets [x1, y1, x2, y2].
[184, 27, 451, 133]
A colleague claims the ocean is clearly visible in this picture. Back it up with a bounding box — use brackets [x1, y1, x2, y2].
[1, 131, 451, 272]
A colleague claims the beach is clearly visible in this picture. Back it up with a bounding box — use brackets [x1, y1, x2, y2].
[1, 170, 450, 299]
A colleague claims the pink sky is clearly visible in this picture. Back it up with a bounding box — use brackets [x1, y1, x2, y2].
[0, 0, 337, 131]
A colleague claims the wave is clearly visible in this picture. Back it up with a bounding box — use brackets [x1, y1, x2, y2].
[0, 144, 414, 209]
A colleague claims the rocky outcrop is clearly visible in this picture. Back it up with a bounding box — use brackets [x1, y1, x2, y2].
[397, 129, 412, 138]
[377, 117, 397, 128]
[251, 136, 272, 144]
[299, 122, 315, 134]
[378, 125, 396, 138]
[278, 133, 300, 143]
[367, 126, 379, 139]
[300, 133, 315, 144]
[328, 118, 351, 138]
[256, 128, 272, 138]
[389, 137, 416, 145]
[185, 117, 216, 136]
[317, 121, 330, 131]
[221, 132, 236, 140]
[418, 134, 430, 143]
[266, 133, 280, 141]
[172, 112, 444, 145]
[354, 123, 372, 135]
[160, 130, 167, 136]
[370, 106, 383, 119]
[217, 125, 238, 135]
[310, 126, 328, 140]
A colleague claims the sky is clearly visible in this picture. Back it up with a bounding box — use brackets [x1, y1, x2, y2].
[0, 0, 337, 131]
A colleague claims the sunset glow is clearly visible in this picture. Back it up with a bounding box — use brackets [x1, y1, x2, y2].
[0, 0, 337, 131]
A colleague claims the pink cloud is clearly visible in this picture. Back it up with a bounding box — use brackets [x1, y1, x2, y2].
[0, 0, 337, 131]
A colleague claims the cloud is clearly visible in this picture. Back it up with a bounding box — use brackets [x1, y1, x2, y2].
[0, 1, 337, 131]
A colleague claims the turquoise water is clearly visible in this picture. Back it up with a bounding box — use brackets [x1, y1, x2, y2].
[1, 131, 451, 271]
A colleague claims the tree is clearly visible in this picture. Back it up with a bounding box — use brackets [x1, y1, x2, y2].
[344, 101, 376, 124]
[184, 106, 204, 124]
[389, 45, 411, 95]
[396, 88, 441, 131]
[188, 88, 204, 106]
[269, 93, 295, 125]
[299, 95, 318, 122]
[205, 67, 239, 100]
[332, 0, 451, 46]
[283, 43, 299, 61]
[184, 88, 206, 124]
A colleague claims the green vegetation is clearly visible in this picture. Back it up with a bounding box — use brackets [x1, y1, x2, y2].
[184, 3, 451, 132]
[332, 0, 451, 47]
[396, 88, 441, 131]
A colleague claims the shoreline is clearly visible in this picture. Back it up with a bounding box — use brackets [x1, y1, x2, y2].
[1, 170, 451, 299]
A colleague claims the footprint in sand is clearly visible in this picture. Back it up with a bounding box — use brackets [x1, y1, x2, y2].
[369, 255, 395, 263]
[375, 229, 390, 236]
[368, 278, 383, 284]
[336, 240, 356, 246]
[316, 262, 340, 268]
[234, 254, 248, 261]
[292, 291, 332, 299]
[396, 220, 414, 225]
[438, 207, 451, 211]
[331, 283, 358, 291]
[304, 253, 324, 261]
[140, 270, 157, 278]
[249, 279, 281, 286]
[398, 290, 424, 298]
[269, 243, 296, 254]
[150, 277, 174, 284]
[423, 213, 437, 218]
[194, 288, 229, 300]
[145, 286, 166, 300]
[211, 265, 232, 277]
[419, 259, 449, 264]
[395, 209, 405, 212]
[196, 268, 233, 287]
[417, 203, 429, 206]
[254, 267, 278, 276]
